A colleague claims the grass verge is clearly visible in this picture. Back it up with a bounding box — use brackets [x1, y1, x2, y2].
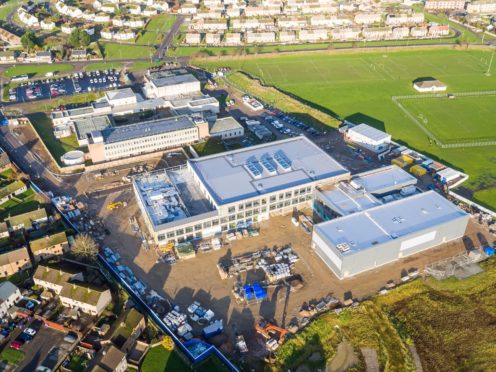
[4, 64, 74, 79]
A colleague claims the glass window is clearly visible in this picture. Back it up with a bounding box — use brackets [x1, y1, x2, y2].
[203, 221, 211, 228]
[285, 192, 292, 198]
[228, 207, 235, 213]
[237, 213, 244, 219]
[176, 229, 184, 236]
[245, 202, 252, 209]
[269, 196, 276, 203]
[185, 226, 193, 233]
[158, 234, 165, 241]
[292, 198, 298, 205]
[284, 200, 291, 206]
[270, 204, 276, 211]
[238, 204, 244, 211]
[194, 224, 202, 231]
[212, 219, 219, 226]
[229, 215, 236, 221]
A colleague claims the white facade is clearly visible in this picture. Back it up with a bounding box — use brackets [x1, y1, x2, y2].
[354, 13, 383, 25]
[347, 124, 391, 153]
[224, 32, 242, 45]
[186, 33, 202, 44]
[246, 31, 276, 43]
[144, 73, 201, 99]
[0, 282, 21, 319]
[279, 30, 297, 42]
[299, 29, 328, 41]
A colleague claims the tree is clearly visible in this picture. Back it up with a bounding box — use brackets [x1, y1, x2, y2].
[68, 29, 91, 48]
[21, 30, 37, 51]
[79, 31, 90, 47]
[71, 234, 99, 262]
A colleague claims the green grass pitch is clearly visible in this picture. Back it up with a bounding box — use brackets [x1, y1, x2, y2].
[399, 94, 496, 144]
[194, 48, 496, 209]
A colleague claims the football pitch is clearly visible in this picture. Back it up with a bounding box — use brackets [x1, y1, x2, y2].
[397, 93, 496, 145]
[195, 48, 496, 209]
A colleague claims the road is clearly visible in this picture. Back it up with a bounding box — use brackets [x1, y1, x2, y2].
[156, 15, 185, 58]
[0, 126, 72, 195]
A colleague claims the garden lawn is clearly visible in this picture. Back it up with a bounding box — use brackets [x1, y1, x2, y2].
[0, 348, 25, 366]
[0, 0, 19, 21]
[4, 64, 74, 78]
[145, 15, 176, 32]
[27, 112, 82, 163]
[194, 47, 496, 209]
[141, 346, 188, 372]
[84, 62, 123, 71]
[193, 137, 225, 156]
[100, 43, 155, 60]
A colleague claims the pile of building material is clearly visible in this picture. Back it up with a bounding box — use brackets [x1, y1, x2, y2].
[187, 301, 215, 323]
[202, 319, 223, 339]
[260, 262, 292, 282]
[175, 242, 196, 260]
[163, 308, 188, 331]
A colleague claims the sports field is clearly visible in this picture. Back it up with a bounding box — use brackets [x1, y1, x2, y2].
[399, 94, 496, 144]
[195, 48, 496, 209]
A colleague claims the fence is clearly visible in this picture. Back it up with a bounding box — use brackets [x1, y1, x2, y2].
[392, 91, 496, 148]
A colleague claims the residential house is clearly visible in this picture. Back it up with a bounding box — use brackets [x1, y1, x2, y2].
[0, 281, 21, 319]
[95, 13, 111, 22]
[205, 33, 222, 44]
[0, 51, 15, 63]
[114, 29, 136, 41]
[0, 222, 8, 239]
[29, 232, 70, 263]
[410, 26, 428, 37]
[224, 32, 242, 45]
[279, 30, 297, 42]
[385, 13, 424, 26]
[185, 33, 202, 44]
[302, 4, 338, 14]
[299, 29, 328, 41]
[424, 0, 466, 10]
[195, 10, 223, 19]
[231, 19, 260, 30]
[178, 4, 197, 14]
[310, 15, 352, 27]
[392, 26, 410, 38]
[59, 282, 112, 315]
[101, 3, 118, 13]
[0, 247, 32, 278]
[362, 27, 392, 40]
[33, 265, 76, 294]
[0, 27, 21, 46]
[190, 20, 228, 31]
[91, 345, 127, 372]
[71, 49, 88, 60]
[224, 6, 241, 17]
[110, 308, 146, 353]
[246, 31, 276, 43]
[144, 7, 158, 16]
[243, 6, 281, 17]
[18, 9, 40, 28]
[0, 149, 11, 170]
[40, 20, 56, 31]
[61, 23, 76, 34]
[354, 13, 383, 25]
[467, 0, 496, 14]
[0, 181, 27, 205]
[429, 24, 450, 36]
[331, 27, 361, 40]
[277, 17, 308, 29]
[6, 208, 48, 231]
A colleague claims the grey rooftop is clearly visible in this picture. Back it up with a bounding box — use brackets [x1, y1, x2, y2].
[189, 136, 349, 205]
[315, 191, 468, 255]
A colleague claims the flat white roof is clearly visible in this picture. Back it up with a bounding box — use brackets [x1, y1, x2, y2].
[348, 123, 391, 142]
[315, 191, 467, 254]
[189, 137, 349, 205]
[319, 183, 381, 216]
[105, 88, 136, 102]
[350, 165, 417, 195]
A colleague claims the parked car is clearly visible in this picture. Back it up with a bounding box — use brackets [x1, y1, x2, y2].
[10, 340, 24, 350]
[23, 328, 36, 337]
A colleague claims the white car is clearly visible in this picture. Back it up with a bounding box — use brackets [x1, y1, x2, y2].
[24, 328, 36, 337]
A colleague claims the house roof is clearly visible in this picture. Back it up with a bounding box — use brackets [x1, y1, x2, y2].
[105, 88, 136, 102]
[59, 282, 109, 306]
[0, 281, 19, 301]
[209, 116, 243, 135]
[0, 247, 30, 267]
[92, 345, 126, 372]
[348, 124, 391, 142]
[7, 208, 47, 228]
[414, 80, 446, 89]
[0, 180, 26, 200]
[33, 265, 74, 286]
[0, 222, 8, 234]
[29, 232, 68, 252]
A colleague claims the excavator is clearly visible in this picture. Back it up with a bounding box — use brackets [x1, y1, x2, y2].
[256, 320, 287, 351]
[107, 201, 128, 210]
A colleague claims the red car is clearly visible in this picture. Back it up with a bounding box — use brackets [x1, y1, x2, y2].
[10, 340, 24, 350]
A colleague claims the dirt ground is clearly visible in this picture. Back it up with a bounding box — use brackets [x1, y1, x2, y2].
[89, 185, 492, 357]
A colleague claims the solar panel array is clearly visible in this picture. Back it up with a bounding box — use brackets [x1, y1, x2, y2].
[274, 150, 292, 170]
[245, 160, 263, 178]
[260, 155, 277, 174]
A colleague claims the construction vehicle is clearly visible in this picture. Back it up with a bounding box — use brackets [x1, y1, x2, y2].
[107, 201, 127, 210]
[160, 241, 175, 252]
[256, 320, 287, 351]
